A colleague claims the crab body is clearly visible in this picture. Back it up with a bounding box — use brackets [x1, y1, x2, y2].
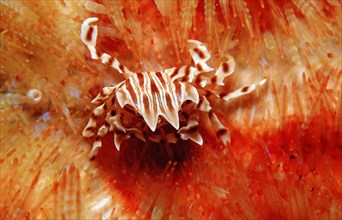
[116, 69, 200, 131]
[81, 17, 266, 158]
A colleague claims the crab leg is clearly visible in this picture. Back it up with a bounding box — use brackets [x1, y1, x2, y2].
[197, 96, 230, 146]
[83, 83, 122, 158]
[81, 17, 133, 78]
[88, 109, 147, 159]
[82, 82, 124, 137]
[87, 111, 126, 159]
[178, 119, 203, 145]
[220, 78, 267, 102]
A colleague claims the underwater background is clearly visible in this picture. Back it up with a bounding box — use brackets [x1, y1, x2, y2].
[0, 0, 341, 219]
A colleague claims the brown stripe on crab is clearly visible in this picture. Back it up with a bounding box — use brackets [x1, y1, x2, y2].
[81, 17, 267, 159]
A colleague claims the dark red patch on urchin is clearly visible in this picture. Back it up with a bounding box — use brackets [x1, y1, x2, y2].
[92, 105, 341, 218]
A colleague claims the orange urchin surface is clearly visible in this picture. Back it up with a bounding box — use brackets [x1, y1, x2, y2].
[0, 0, 341, 219]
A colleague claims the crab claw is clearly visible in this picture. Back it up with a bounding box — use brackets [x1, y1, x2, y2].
[81, 17, 99, 59]
[187, 39, 213, 73]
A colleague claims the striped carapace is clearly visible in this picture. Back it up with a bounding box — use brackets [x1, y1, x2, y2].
[81, 17, 266, 158]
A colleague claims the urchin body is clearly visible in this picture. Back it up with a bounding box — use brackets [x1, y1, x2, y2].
[81, 18, 266, 158]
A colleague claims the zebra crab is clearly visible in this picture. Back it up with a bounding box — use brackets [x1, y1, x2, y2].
[81, 17, 266, 158]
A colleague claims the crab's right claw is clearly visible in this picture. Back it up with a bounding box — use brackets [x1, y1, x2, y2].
[81, 17, 99, 59]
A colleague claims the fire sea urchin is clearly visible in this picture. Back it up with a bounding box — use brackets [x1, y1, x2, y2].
[0, 0, 341, 219]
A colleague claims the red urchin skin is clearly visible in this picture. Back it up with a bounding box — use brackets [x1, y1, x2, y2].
[0, 0, 341, 219]
[90, 106, 341, 218]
